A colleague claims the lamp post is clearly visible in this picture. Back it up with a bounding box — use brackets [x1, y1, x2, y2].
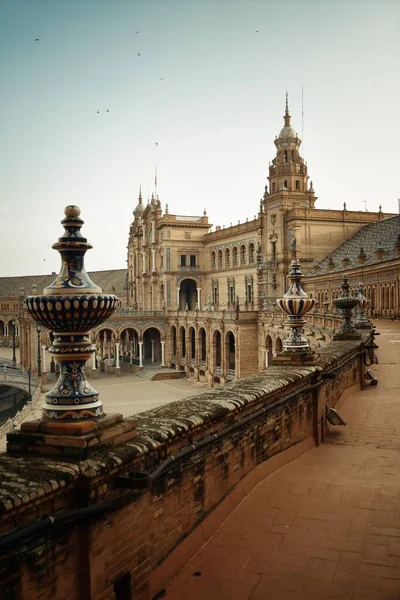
[36, 325, 42, 376]
[27, 367, 32, 399]
[11, 319, 16, 364]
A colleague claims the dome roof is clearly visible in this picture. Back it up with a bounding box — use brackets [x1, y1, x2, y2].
[278, 125, 297, 139]
[134, 187, 144, 216]
[277, 93, 298, 140]
[134, 201, 144, 216]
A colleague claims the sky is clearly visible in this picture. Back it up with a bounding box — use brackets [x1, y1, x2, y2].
[0, 0, 399, 277]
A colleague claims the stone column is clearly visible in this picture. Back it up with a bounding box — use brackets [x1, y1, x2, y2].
[151, 339, 155, 363]
[139, 341, 143, 367]
[42, 346, 47, 373]
[196, 287, 201, 310]
[115, 342, 121, 376]
[161, 341, 166, 367]
[176, 288, 180, 309]
[152, 249, 155, 272]
[129, 340, 133, 364]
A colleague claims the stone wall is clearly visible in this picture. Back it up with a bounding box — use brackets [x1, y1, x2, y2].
[0, 335, 370, 600]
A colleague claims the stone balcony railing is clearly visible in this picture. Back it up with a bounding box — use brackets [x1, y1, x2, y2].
[0, 331, 374, 600]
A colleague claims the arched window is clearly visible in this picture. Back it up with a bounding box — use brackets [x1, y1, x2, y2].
[240, 245, 246, 265]
[189, 327, 196, 360]
[171, 326, 177, 356]
[265, 335, 273, 367]
[214, 330, 222, 368]
[218, 249, 223, 269]
[211, 251, 216, 269]
[233, 247, 238, 267]
[225, 248, 230, 267]
[180, 326, 186, 358]
[284, 150, 288, 163]
[249, 243, 255, 264]
[276, 337, 283, 353]
[272, 182, 276, 193]
[200, 328, 207, 362]
[227, 331, 235, 371]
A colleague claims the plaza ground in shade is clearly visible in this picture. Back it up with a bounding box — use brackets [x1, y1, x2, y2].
[165, 320, 400, 600]
[0, 345, 206, 421]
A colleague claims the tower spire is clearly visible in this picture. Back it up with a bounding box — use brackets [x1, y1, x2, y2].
[284, 91, 291, 126]
[138, 185, 142, 203]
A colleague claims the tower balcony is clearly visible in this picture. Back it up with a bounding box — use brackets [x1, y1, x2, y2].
[179, 265, 200, 272]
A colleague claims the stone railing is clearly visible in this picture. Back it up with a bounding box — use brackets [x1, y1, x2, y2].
[0, 384, 41, 449]
[0, 331, 373, 600]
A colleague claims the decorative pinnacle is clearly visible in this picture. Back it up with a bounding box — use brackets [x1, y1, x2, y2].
[138, 185, 142, 202]
[284, 91, 291, 126]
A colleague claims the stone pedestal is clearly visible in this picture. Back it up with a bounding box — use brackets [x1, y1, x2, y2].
[272, 351, 320, 366]
[7, 414, 136, 460]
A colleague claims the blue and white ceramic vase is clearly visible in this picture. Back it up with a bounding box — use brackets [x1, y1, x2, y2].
[25, 206, 118, 420]
[276, 259, 315, 352]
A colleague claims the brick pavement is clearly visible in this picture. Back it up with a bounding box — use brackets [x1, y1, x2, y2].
[164, 322, 400, 600]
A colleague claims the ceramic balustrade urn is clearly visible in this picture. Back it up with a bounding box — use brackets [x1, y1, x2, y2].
[354, 282, 372, 329]
[25, 206, 118, 420]
[333, 276, 360, 340]
[276, 258, 315, 353]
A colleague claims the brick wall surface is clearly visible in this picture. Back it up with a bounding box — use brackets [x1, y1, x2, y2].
[0, 335, 370, 600]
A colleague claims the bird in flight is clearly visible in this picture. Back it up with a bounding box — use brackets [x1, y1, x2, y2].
[155, 142, 158, 146]
[106, 109, 109, 112]
[137, 53, 141, 56]
[160, 77, 163, 80]
[255, 30, 259, 33]
[97, 110, 100, 114]
[34, 38, 40, 41]
[135, 31, 139, 34]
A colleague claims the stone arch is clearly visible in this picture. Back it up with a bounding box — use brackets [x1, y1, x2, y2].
[171, 325, 177, 356]
[178, 278, 197, 310]
[275, 337, 283, 353]
[118, 327, 140, 362]
[232, 246, 238, 267]
[391, 285, 395, 313]
[218, 249, 223, 269]
[265, 334, 273, 367]
[213, 329, 222, 369]
[189, 326, 196, 361]
[0, 320, 4, 336]
[179, 325, 186, 360]
[160, 283, 165, 308]
[143, 326, 162, 363]
[211, 250, 216, 269]
[225, 247, 231, 268]
[7, 319, 16, 336]
[199, 327, 207, 363]
[142, 323, 164, 340]
[226, 330, 235, 372]
[249, 242, 255, 264]
[240, 244, 246, 265]
[97, 327, 117, 364]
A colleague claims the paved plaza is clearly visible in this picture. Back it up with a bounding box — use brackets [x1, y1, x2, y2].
[165, 321, 400, 600]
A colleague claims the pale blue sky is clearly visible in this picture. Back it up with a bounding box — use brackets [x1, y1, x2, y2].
[0, 0, 399, 276]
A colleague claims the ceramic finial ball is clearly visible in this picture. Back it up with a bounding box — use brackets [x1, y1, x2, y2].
[64, 205, 81, 218]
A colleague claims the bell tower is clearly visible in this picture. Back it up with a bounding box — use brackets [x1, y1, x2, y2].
[267, 93, 316, 208]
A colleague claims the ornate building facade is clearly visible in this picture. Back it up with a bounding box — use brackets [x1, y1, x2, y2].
[2, 99, 397, 385]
